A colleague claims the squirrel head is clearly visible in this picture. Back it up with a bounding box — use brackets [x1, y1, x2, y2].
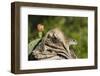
[67, 39, 77, 46]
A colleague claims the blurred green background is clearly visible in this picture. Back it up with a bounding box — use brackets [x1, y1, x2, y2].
[28, 15, 88, 58]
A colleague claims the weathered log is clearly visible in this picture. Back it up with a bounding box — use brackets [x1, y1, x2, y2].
[29, 28, 77, 60]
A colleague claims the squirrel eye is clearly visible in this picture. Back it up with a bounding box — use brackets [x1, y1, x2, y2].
[73, 39, 75, 41]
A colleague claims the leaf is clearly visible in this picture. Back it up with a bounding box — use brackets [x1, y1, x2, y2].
[28, 38, 41, 55]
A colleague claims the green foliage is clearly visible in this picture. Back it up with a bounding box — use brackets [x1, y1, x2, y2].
[28, 38, 41, 55]
[28, 15, 88, 58]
